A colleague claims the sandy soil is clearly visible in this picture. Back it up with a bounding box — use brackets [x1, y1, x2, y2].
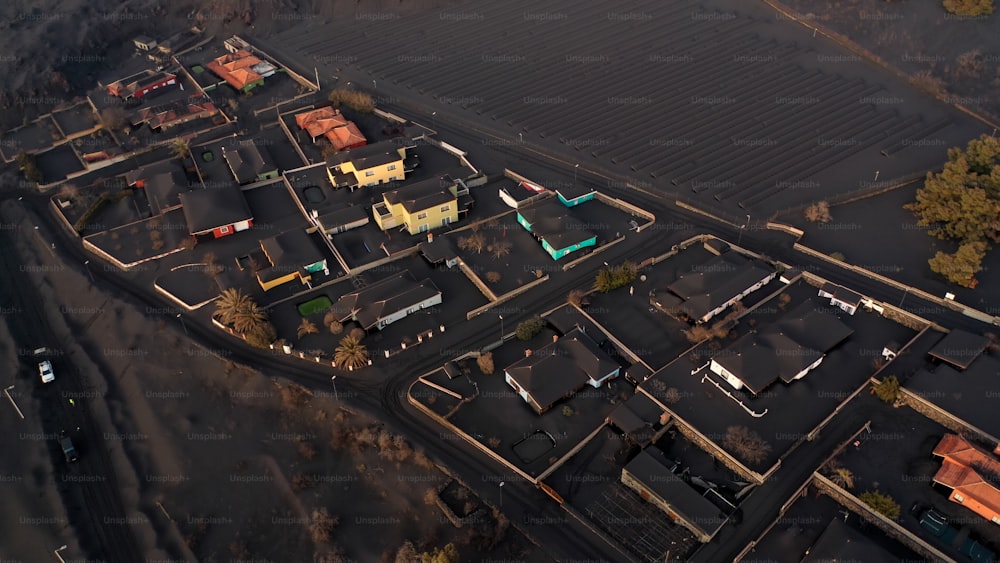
[0, 197, 549, 561]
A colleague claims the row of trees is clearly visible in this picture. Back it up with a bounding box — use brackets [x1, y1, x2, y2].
[906, 134, 1000, 288]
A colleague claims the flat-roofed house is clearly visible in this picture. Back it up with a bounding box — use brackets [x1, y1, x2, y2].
[516, 198, 597, 260]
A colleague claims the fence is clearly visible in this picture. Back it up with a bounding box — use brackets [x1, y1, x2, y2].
[812, 473, 956, 562]
[901, 387, 1000, 447]
[561, 236, 624, 271]
[233, 35, 318, 91]
[593, 191, 656, 231]
[768, 173, 924, 221]
[465, 272, 551, 320]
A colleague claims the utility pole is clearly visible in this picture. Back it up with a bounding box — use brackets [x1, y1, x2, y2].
[54, 545, 68, 563]
[4, 386, 25, 420]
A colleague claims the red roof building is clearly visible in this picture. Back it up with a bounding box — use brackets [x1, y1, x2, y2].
[205, 50, 270, 93]
[293, 106, 367, 149]
[108, 71, 177, 100]
[933, 433, 1000, 524]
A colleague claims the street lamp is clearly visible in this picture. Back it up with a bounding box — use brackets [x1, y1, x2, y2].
[83, 260, 94, 283]
[176, 313, 187, 336]
[499, 481, 505, 509]
[498, 314, 504, 343]
[518, 132, 523, 143]
[331, 375, 338, 401]
[54, 545, 68, 563]
[574, 163, 579, 182]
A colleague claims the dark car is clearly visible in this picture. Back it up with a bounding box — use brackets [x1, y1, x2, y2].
[59, 431, 78, 463]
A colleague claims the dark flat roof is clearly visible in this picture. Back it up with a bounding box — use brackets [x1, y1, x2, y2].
[419, 236, 458, 264]
[329, 270, 441, 330]
[929, 329, 990, 370]
[623, 450, 726, 539]
[144, 170, 188, 214]
[517, 198, 596, 251]
[608, 392, 663, 435]
[908, 353, 1000, 438]
[260, 229, 325, 273]
[505, 327, 618, 411]
[801, 517, 900, 563]
[316, 205, 369, 231]
[178, 185, 252, 234]
[556, 183, 595, 201]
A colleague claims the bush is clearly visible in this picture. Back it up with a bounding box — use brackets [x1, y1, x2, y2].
[16, 151, 42, 183]
[830, 251, 847, 262]
[73, 192, 114, 233]
[593, 261, 637, 293]
[476, 352, 494, 375]
[723, 425, 772, 465]
[943, 0, 994, 16]
[308, 508, 339, 543]
[567, 289, 587, 307]
[515, 316, 545, 341]
[871, 375, 901, 403]
[804, 201, 832, 223]
[328, 89, 375, 113]
[859, 490, 901, 520]
[485, 271, 501, 283]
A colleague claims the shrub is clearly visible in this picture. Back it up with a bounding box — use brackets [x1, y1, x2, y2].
[859, 490, 901, 520]
[943, 0, 994, 16]
[515, 316, 545, 341]
[723, 425, 772, 465]
[804, 201, 832, 223]
[308, 508, 339, 543]
[561, 405, 574, 416]
[871, 375, 901, 403]
[830, 251, 847, 262]
[593, 261, 637, 293]
[328, 88, 375, 113]
[476, 352, 494, 375]
[567, 289, 587, 307]
[485, 271, 501, 283]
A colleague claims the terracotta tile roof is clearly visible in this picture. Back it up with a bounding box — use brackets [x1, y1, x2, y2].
[324, 122, 367, 150]
[206, 50, 263, 91]
[933, 434, 1000, 520]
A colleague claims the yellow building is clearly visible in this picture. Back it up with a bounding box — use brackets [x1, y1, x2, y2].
[326, 140, 407, 189]
[373, 176, 467, 235]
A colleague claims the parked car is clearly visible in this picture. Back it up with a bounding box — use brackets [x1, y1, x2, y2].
[918, 507, 995, 563]
[38, 360, 55, 383]
[59, 431, 78, 463]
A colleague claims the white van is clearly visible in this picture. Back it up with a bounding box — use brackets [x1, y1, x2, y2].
[38, 360, 55, 383]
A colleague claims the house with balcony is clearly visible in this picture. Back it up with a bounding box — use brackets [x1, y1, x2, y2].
[504, 327, 620, 414]
[373, 175, 470, 235]
[326, 140, 407, 189]
[256, 229, 328, 291]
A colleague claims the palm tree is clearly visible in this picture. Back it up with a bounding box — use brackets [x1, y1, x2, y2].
[170, 137, 190, 159]
[214, 288, 252, 327]
[233, 302, 268, 336]
[828, 467, 855, 489]
[335, 335, 369, 370]
[297, 318, 319, 339]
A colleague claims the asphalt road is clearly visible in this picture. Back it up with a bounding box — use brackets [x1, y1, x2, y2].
[7, 101, 994, 561]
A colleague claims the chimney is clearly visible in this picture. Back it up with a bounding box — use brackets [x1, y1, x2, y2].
[525, 349, 532, 358]
[311, 209, 319, 219]
[553, 334, 559, 343]
[427, 232, 434, 243]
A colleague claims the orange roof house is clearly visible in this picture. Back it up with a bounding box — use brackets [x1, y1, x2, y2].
[295, 107, 349, 140]
[205, 50, 267, 93]
[293, 106, 367, 149]
[932, 433, 1000, 524]
[326, 122, 367, 151]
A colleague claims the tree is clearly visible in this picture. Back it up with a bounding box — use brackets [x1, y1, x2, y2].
[214, 288, 253, 327]
[485, 271, 501, 283]
[928, 241, 988, 288]
[457, 232, 486, 254]
[859, 490, 901, 520]
[170, 137, 191, 159]
[870, 375, 901, 404]
[828, 467, 855, 489]
[489, 238, 512, 259]
[328, 88, 375, 113]
[420, 544, 460, 563]
[515, 316, 546, 341]
[297, 318, 319, 339]
[244, 322, 277, 349]
[308, 508, 339, 543]
[476, 352, 494, 375]
[943, 0, 994, 16]
[234, 302, 268, 336]
[16, 151, 42, 183]
[722, 425, 772, 465]
[567, 289, 587, 307]
[905, 134, 1000, 286]
[593, 261, 637, 293]
[335, 335, 368, 370]
[804, 201, 832, 223]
